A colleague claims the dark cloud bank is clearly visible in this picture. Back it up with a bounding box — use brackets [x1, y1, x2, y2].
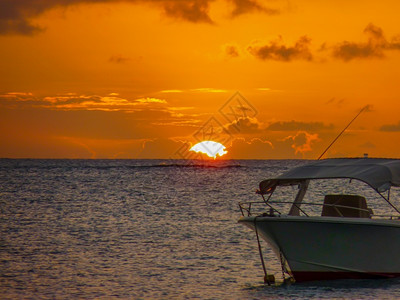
[0, 0, 277, 35]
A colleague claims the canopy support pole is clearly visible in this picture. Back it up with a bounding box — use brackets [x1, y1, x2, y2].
[377, 190, 400, 215]
[289, 180, 309, 216]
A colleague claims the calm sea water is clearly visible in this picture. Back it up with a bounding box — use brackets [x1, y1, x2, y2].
[1, 159, 400, 299]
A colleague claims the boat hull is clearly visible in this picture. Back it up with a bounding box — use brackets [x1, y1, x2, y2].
[239, 216, 400, 282]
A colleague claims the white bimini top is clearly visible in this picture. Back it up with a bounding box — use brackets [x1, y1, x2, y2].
[259, 158, 400, 194]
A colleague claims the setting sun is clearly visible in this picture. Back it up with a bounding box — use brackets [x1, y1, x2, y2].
[190, 141, 227, 159]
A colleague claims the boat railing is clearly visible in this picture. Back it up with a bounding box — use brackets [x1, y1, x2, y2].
[238, 200, 400, 220]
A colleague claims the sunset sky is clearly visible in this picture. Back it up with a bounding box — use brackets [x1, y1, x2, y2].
[1, 0, 400, 159]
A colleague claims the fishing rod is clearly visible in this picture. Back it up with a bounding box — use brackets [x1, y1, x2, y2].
[317, 105, 368, 160]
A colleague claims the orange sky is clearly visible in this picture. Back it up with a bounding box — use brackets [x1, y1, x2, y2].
[1, 0, 400, 159]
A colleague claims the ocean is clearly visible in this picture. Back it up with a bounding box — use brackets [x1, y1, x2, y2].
[1, 159, 400, 299]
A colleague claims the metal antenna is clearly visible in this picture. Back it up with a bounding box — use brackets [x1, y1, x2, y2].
[317, 106, 368, 160]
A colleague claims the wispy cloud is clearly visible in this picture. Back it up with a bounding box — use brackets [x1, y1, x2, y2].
[379, 121, 400, 132]
[229, 0, 279, 17]
[190, 88, 229, 93]
[0, 92, 34, 101]
[160, 89, 184, 93]
[160, 88, 229, 93]
[248, 36, 313, 62]
[332, 23, 400, 61]
[223, 44, 241, 58]
[0, 92, 171, 112]
[136, 98, 167, 104]
[326, 97, 346, 108]
[267, 120, 334, 131]
[42, 95, 153, 111]
[109, 54, 130, 64]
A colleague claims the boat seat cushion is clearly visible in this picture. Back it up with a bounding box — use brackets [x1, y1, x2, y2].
[321, 194, 370, 218]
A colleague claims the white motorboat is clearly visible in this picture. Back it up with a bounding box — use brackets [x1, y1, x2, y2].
[239, 158, 400, 282]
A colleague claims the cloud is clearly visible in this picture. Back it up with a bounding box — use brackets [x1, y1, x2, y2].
[223, 138, 273, 159]
[0, 92, 174, 112]
[160, 89, 184, 93]
[267, 120, 334, 131]
[226, 116, 263, 133]
[0, 20, 43, 36]
[0, 94, 201, 144]
[159, 88, 228, 93]
[0, 92, 35, 102]
[223, 44, 240, 58]
[283, 131, 319, 156]
[332, 23, 400, 61]
[136, 97, 167, 104]
[0, 91, 219, 141]
[223, 133, 321, 159]
[0, 0, 283, 36]
[229, 0, 279, 17]
[0, 0, 214, 35]
[162, 0, 213, 24]
[43, 95, 168, 111]
[190, 88, 229, 93]
[0, 91, 202, 140]
[109, 54, 130, 64]
[248, 35, 313, 62]
[379, 121, 400, 132]
[390, 36, 400, 50]
[0, 0, 50, 35]
[326, 97, 346, 108]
